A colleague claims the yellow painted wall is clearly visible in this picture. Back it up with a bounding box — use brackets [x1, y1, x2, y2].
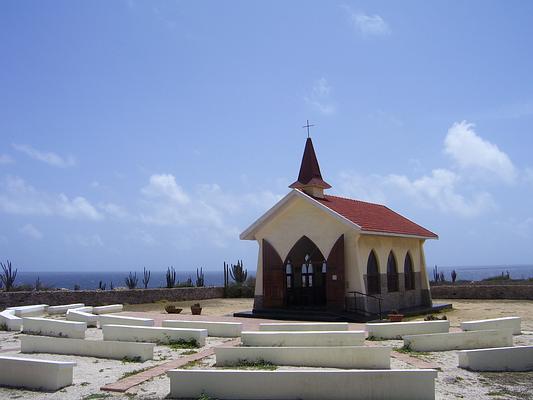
[253, 196, 352, 296]
[356, 235, 429, 290]
[251, 194, 430, 296]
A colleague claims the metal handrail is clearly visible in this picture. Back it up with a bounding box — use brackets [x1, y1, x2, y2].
[346, 290, 383, 319]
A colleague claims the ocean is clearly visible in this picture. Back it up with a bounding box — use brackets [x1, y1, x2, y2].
[11, 264, 533, 290]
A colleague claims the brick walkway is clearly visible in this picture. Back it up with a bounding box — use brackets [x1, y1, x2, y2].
[100, 338, 240, 393]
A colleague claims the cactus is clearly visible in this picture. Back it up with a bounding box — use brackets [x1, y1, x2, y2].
[142, 267, 151, 289]
[433, 265, 439, 282]
[196, 267, 205, 287]
[34, 276, 42, 291]
[125, 272, 138, 289]
[166, 266, 176, 288]
[98, 280, 106, 291]
[0, 260, 18, 292]
[110, 281, 114, 290]
[229, 260, 247, 284]
[451, 269, 457, 283]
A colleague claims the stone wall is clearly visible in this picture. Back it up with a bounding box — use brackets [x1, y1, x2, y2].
[430, 284, 533, 300]
[0, 286, 224, 310]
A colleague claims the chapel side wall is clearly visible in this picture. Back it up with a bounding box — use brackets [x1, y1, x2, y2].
[357, 235, 430, 313]
[253, 197, 353, 309]
[253, 239, 264, 309]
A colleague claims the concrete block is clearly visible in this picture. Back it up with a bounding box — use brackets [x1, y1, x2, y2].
[458, 345, 533, 371]
[0, 355, 76, 391]
[403, 329, 513, 352]
[66, 309, 98, 327]
[241, 331, 365, 347]
[99, 314, 154, 327]
[259, 322, 349, 332]
[92, 304, 123, 314]
[366, 320, 450, 340]
[167, 369, 438, 400]
[0, 309, 22, 331]
[215, 346, 391, 369]
[7, 304, 48, 317]
[72, 306, 93, 313]
[47, 303, 85, 315]
[102, 324, 207, 346]
[162, 320, 242, 337]
[460, 317, 521, 335]
[20, 335, 154, 362]
[22, 317, 86, 339]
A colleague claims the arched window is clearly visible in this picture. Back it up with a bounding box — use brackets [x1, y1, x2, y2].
[387, 251, 399, 292]
[285, 260, 293, 289]
[367, 250, 380, 294]
[404, 253, 415, 290]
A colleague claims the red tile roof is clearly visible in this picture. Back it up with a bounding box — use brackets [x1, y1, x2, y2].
[314, 194, 438, 239]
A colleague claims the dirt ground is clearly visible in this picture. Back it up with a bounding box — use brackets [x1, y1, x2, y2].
[0, 298, 531, 399]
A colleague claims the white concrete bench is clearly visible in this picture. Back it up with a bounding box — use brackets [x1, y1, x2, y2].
[162, 320, 242, 337]
[403, 329, 513, 352]
[259, 322, 349, 332]
[47, 303, 85, 315]
[92, 304, 123, 314]
[215, 346, 391, 369]
[7, 304, 48, 317]
[99, 314, 155, 327]
[102, 325, 207, 346]
[366, 320, 450, 340]
[0, 309, 23, 331]
[71, 306, 93, 313]
[22, 317, 86, 339]
[0, 356, 76, 391]
[66, 309, 98, 327]
[20, 335, 155, 362]
[458, 345, 533, 371]
[241, 331, 365, 347]
[167, 369, 438, 400]
[460, 317, 521, 335]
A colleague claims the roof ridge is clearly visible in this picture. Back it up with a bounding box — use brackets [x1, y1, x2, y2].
[324, 193, 387, 208]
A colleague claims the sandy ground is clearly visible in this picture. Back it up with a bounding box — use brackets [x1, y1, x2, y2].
[0, 298, 531, 399]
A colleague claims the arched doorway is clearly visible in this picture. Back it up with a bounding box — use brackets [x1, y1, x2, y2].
[284, 236, 327, 308]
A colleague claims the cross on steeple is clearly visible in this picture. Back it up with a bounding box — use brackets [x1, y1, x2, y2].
[302, 120, 314, 138]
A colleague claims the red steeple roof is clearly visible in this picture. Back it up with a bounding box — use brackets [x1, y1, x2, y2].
[289, 138, 331, 189]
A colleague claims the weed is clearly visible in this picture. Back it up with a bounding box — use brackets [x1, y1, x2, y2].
[82, 394, 111, 400]
[80, 382, 91, 386]
[182, 359, 202, 369]
[121, 356, 142, 363]
[222, 359, 277, 370]
[120, 366, 152, 380]
[0, 323, 8, 331]
[393, 345, 430, 356]
[164, 338, 199, 350]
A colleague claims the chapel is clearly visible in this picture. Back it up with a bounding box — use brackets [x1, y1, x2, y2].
[240, 135, 438, 319]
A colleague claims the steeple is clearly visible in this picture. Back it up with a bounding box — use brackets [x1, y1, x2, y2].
[289, 137, 331, 198]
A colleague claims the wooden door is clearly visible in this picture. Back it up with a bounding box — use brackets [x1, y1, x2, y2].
[326, 234, 345, 310]
[262, 239, 285, 308]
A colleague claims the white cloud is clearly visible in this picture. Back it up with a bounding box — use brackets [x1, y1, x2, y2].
[386, 169, 496, 217]
[0, 176, 103, 221]
[338, 168, 495, 218]
[19, 223, 43, 240]
[12, 144, 76, 168]
[99, 202, 130, 219]
[0, 154, 14, 165]
[304, 78, 336, 115]
[524, 168, 533, 184]
[142, 174, 189, 204]
[139, 174, 281, 247]
[444, 121, 516, 183]
[344, 8, 390, 36]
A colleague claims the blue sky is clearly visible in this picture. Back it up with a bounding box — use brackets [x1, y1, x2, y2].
[1, 1, 532, 272]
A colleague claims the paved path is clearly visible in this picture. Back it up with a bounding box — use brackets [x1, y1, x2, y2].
[100, 338, 240, 393]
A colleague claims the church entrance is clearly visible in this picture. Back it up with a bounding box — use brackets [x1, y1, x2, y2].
[284, 236, 327, 308]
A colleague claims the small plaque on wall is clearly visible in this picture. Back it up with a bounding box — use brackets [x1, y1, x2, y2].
[332, 275, 337, 281]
